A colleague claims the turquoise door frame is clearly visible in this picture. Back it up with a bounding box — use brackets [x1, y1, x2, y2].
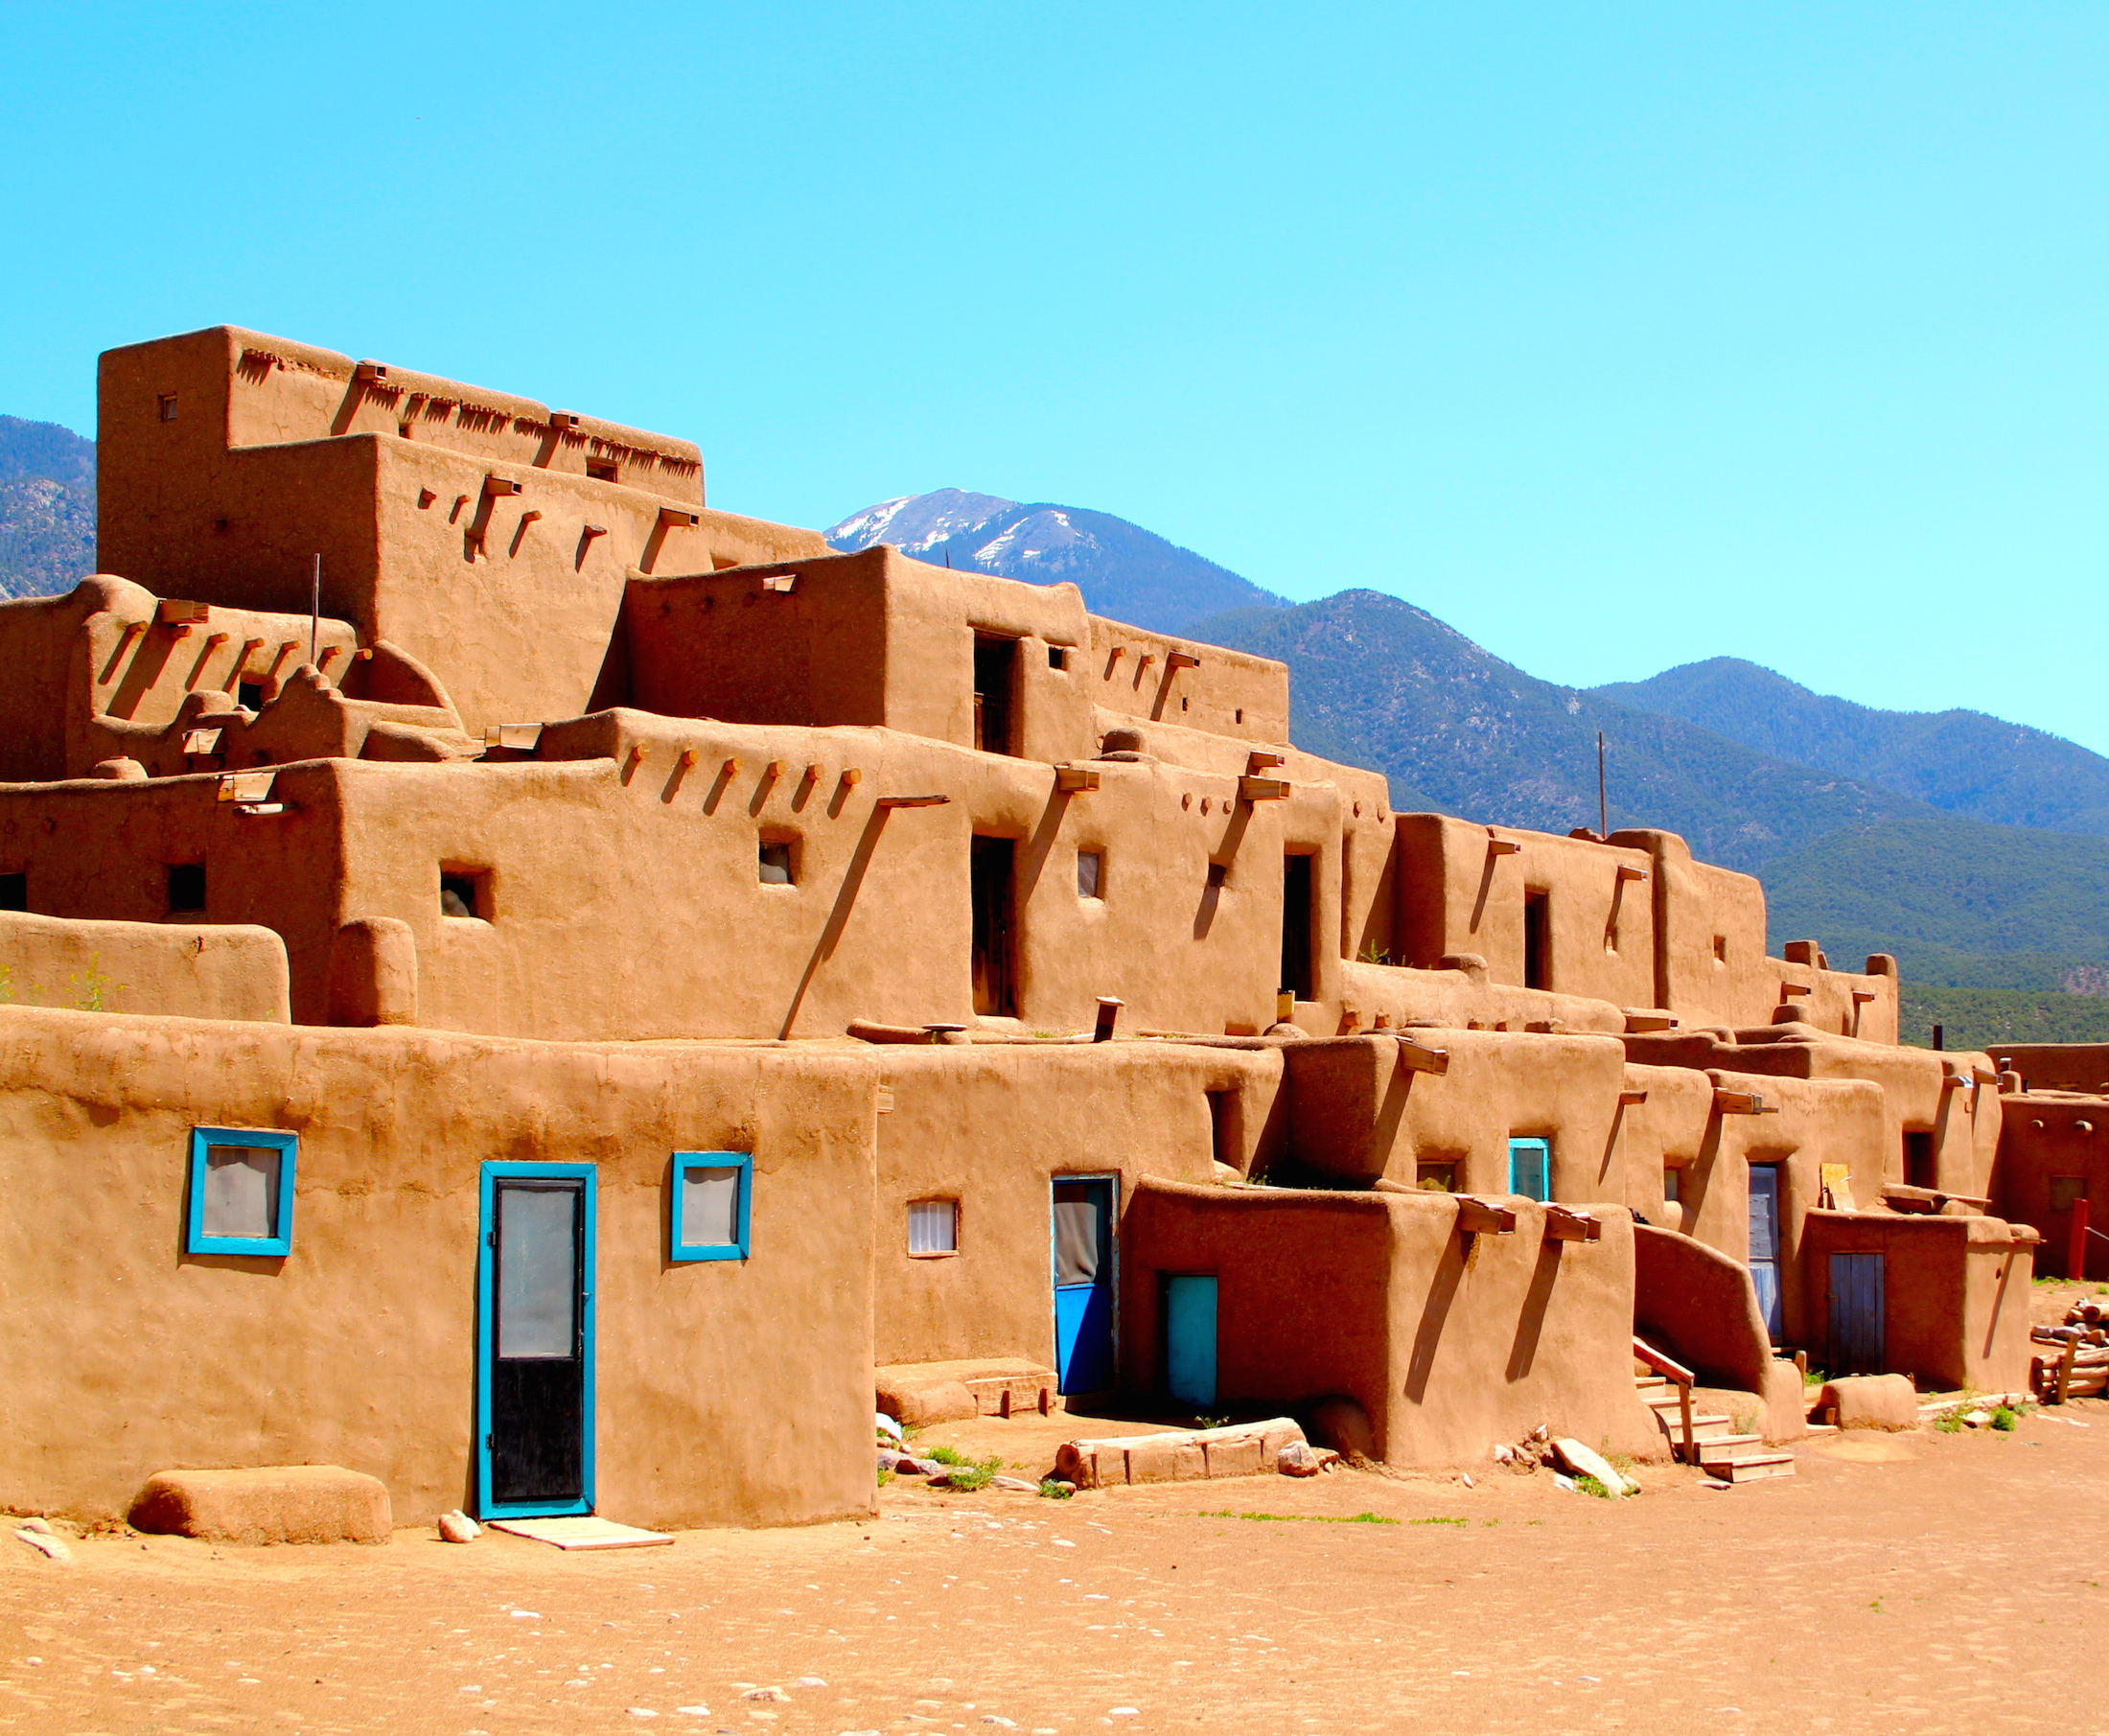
[476, 1161, 597, 1519]
[1507, 1138, 1551, 1201]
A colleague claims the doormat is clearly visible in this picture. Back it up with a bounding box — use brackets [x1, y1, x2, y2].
[488, 1516, 674, 1550]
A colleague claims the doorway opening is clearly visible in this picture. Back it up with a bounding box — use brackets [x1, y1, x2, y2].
[970, 835, 1017, 1016]
[1903, 1131, 1936, 1191]
[1523, 891, 1551, 990]
[1281, 852, 1314, 1002]
[973, 635, 1018, 755]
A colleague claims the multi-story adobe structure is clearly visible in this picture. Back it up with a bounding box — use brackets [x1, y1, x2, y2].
[0, 327, 2056, 1531]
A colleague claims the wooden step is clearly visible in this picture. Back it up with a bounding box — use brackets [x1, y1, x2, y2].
[1706, 1451, 1796, 1485]
[1648, 1407, 1739, 1441]
[1692, 1432, 1763, 1467]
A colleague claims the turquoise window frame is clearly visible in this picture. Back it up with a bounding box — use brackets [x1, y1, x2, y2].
[185, 1126, 298, 1256]
[475, 1161, 597, 1519]
[1507, 1137, 1551, 1202]
[668, 1151, 753, 1262]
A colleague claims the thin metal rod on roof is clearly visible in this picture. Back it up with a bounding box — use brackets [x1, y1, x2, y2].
[309, 554, 321, 666]
[1597, 729, 1608, 839]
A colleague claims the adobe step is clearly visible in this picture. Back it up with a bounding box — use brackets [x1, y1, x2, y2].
[1706, 1450, 1796, 1485]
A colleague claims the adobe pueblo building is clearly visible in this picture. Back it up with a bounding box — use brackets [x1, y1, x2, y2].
[0, 327, 2063, 1532]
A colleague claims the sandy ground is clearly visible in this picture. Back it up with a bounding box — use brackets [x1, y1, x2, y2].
[6, 1371, 2109, 1736]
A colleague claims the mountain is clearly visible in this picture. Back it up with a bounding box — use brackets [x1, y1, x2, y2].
[1595, 658, 2109, 839]
[826, 489, 1286, 634]
[1188, 591, 1936, 873]
[0, 416, 96, 601]
[1189, 591, 2109, 999]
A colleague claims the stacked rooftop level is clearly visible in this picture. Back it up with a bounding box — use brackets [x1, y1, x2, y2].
[0, 328, 2063, 1530]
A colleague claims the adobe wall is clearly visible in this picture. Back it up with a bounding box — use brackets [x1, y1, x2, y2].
[95, 328, 824, 735]
[1084, 617, 1289, 745]
[1624, 1024, 2001, 1203]
[1607, 827, 1776, 1026]
[0, 1003, 878, 1528]
[868, 1042, 1278, 1369]
[0, 910, 289, 1023]
[1391, 815, 1660, 1011]
[1990, 1092, 2108, 1279]
[0, 767, 348, 1027]
[1799, 1209, 2035, 1393]
[1124, 1181, 1660, 1465]
[1989, 1045, 2109, 1094]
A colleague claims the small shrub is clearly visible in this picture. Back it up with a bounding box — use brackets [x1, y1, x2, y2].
[1194, 1414, 1228, 1431]
[925, 1445, 967, 1467]
[1803, 1365, 1828, 1389]
[876, 1466, 894, 1488]
[1933, 1408, 1966, 1434]
[1037, 1478, 1075, 1500]
[942, 1454, 1003, 1493]
[1573, 1473, 1614, 1499]
[1991, 1405, 2019, 1431]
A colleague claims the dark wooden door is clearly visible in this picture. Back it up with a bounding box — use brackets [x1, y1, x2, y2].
[971, 836, 1016, 1016]
[1828, 1252, 1884, 1376]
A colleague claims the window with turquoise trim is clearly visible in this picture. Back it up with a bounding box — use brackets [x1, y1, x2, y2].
[186, 1127, 298, 1256]
[669, 1152, 752, 1261]
[1507, 1137, 1551, 1203]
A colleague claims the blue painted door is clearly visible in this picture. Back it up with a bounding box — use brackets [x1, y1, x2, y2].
[1164, 1275, 1218, 1410]
[1052, 1177, 1116, 1394]
[477, 1163, 597, 1518]
[1829, 1252, 1885, 1375]
[1507, 1138, 1550, 1201]
[1749, 1165, 1783, 1341]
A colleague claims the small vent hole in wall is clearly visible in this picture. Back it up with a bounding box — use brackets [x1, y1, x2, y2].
[1713, 935, 1728, 962]
[1048, 645, 1068, 670]
[238, 683, 265, 711]
[587, 458, 619, 483]
[0, 872, 25, 912]
[157, 394, 177, 422]
[759, 842, 795, 885]
[1077, 849, 1103, 898]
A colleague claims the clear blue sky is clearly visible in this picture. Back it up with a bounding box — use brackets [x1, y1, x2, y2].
[6, 5, 2105, 747]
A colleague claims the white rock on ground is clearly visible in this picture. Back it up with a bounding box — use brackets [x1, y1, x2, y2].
[1550, 1437, 1634, 1497]
[438, 1510, 481, 1543]
[13, 1527, 70, 1562]
[1277, 1441, 1325, 1477]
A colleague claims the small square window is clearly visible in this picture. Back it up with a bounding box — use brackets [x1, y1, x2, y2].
[1048, 645, 1069, 670]
[587, 458, 619, 483]
[158, 394, 178, 422]
[909, 1198, 959, 1256]
[670, 1151, 751, 1261]
[1663, 1166, 1681, 1203]
[1416, 1162, 1456, 1192]
[185, 1127, 297, 1256]
[759, 841, 796, 885]
[1206, 862, 1229, 891]
[238, 682, 266, 711]
[2051, 1176, 2088, 1213]
[440, 869, 486, 919]
[1077, 849, 1103, 899]
[1712, 935, 1728, 962]
[0, 871, 24, 912]
[168, 862, 205, 915]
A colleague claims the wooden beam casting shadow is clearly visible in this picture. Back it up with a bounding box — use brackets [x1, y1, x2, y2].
[778, 807, 892, 1039]
[1504, 1238, 1564, 1382]
[1403, 1228, 1470, 1404]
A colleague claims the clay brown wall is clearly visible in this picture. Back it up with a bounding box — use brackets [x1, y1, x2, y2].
[0, 767, 346, 1026]
[1989, 1045, 2109, 1094]
[1990, 1094, 2105, 1278]
[0, 1004, 878, 1527]
[1632, 1222, 1773, 1392]
[1334, 960, 1627, 1035]
[1124, 1181, 1658, 1465]
[869, 1043, 1276, 1370]
[1084, 617, 1289, 745]
[1800, 1209, 2034, 1393]
[0, 911, 289, 1023]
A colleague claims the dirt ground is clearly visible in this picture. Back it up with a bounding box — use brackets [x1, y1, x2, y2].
[7, 1367, 2109, 1736]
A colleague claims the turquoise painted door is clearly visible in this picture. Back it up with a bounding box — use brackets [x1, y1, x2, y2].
[1164, 1275, 1218, 1410]
[1053, 1178, 1116, 1393]
[1508, 1138, 1550, 1201]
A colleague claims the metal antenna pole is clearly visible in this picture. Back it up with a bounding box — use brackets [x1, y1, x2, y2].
[1597, 729, 1608, 839]
[310, 554, 320, 666]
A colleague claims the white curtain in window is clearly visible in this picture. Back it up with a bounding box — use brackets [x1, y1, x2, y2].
[202, 1146, 279, 1239]
[682, 1167, 742, 1247]
[908, 1199, 958, 1254]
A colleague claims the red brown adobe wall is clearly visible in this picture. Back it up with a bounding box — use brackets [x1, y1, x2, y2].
[1124, 1180, 1660, 1466]
[0, 1002, 879, 1529]
[1991, 1045, 2109, 1094]
[869, 1042, 1279, 1370]
[1991, 1094, 2109, 1279]
[1800, 1209, 2036, 1393]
